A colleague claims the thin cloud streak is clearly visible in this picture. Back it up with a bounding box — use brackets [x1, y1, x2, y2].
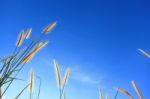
[70, 66, 99, 85]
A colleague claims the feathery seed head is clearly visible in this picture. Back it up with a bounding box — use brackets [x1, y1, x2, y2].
[19, 51, 35, 64]
[16, 30, 24, 47]
[53, 60, 62, 89]
[138, 48, 150, 58]
[43, 21, 57, 34]
[35, 41, 48, 52]
[63, 68, 70, 85]
[115, 87, 133, 99]
[25, 28, 32, 39]
[29, 69, 34, 93]
[131, 81, 143, 99]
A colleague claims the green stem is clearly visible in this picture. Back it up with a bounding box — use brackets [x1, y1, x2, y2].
[36, 76, 42, 99]
[30, 91, 32, 99]
[60, 88, 62, 99]
[60, 84, 66, 98]
[114, 88, 119, 99]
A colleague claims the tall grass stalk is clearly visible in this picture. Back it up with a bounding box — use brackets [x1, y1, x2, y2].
[53, 60, 70, 99]
[131, 81, 143, 99]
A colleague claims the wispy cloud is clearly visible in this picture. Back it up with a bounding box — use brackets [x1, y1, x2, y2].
[73, 73, 98, 84]
[70, 66, 99, 85]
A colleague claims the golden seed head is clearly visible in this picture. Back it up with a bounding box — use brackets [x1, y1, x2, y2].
[19, 51, 35, 64]
[131, 81, 143, 99]
[20, 41, 48, 64]
[115, 87, 133, 99]
[25, 28, 32, 39]
[53, 60, 62, 88]
[63, 68, 70, 85]
[29, 69, 34, 93]
[31, 41, 48, 54]
[138, 48, 150, 58]
[16, 30, 24, 47]
[43, 21, 57, 34]
[36, 41, 48, 51]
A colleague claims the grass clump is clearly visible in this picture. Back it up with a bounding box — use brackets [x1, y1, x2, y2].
[0, 21, 56, 99]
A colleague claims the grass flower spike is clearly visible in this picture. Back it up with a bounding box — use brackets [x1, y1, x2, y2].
[63, 68, 70, 85]
[115, 87, 133, 99]
[29, 69, 34, 93]
[138, 48, 150, 58]
[131, 81, 143, 99]
[16, 30, 24, 47]
[53, 60, 71, 99]
[43, 21, 57, 34]
[54, 60, 62, 89]
[25, 28, 32, 39]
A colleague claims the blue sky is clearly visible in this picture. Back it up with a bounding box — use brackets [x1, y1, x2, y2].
[0, 0, 150, 99]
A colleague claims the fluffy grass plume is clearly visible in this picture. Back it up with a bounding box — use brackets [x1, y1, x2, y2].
[53, 60, 71, 99]
[16, 30, 24, 47]
[29, 69, 34, 93]
[20, 41, 48, 64]
[131, 81, 143, 99]
[25, 28, 32, 39]
[115, 87, 133, 99]
[19, 50, 35, 64]
[138, 48, 150, 58]
[34, 41, 48, 53]
[63, 68, 70, 85]
[43, 21, 57, 34]
[54, 60, 62, 88]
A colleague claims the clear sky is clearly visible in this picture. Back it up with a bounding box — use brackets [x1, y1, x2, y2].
[0, 0, 150, 99]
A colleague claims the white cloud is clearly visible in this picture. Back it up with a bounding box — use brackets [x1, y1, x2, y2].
[70, 66, 99, 85]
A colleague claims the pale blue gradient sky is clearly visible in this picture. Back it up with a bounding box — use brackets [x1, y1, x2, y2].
[0, 0, 150, 99]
